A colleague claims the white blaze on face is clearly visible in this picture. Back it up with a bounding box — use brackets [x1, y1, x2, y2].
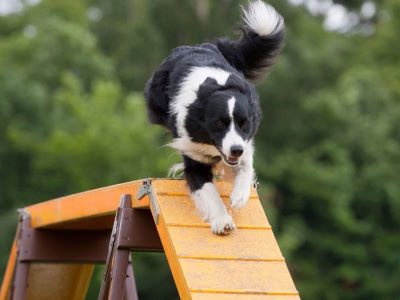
[221, 97, 246, 158]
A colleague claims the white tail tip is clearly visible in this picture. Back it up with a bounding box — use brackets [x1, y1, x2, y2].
[242, 0, 284, 36]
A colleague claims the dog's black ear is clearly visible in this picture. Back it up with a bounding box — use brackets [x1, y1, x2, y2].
[224, 74, 247, 93]
[197, 77, 220, 99]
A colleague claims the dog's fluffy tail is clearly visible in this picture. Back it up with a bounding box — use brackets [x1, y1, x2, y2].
[217, 0, 284, 82]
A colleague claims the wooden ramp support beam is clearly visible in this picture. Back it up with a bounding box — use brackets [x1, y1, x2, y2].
[0, 179, 300, 300]
[10, 213, 30, 300]
[98, 194, 161, 300]
[0, 193, 162, 300]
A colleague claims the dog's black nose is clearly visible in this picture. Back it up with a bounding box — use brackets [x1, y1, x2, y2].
[230, 145, 244, 157]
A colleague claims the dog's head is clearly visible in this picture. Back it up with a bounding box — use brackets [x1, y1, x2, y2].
[186, 75, 260, 166]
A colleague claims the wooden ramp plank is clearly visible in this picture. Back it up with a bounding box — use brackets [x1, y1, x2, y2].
[168, 227, 284, 261]
[192, 293, 301, 300]
[152, 180, 258, 198]
[27, 264, 94, 300]
[157, 195, 270, 229]
[181, 259, 297, 295]
[154, 212, 192, 300]
[25, 180, 143, 228]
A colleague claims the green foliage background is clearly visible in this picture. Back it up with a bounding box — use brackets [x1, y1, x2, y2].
[0, 0, 399, 299]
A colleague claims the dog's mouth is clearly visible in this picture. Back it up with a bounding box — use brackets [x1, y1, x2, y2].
[224, 155, 239, 166]
[217, 149, 239, 166]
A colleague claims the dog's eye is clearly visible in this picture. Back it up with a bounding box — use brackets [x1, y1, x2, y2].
[238, 119, 248, 131]
[215, 119, 227, 129]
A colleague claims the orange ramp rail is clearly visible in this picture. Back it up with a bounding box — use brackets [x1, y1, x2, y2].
[0, 179, 300, 299]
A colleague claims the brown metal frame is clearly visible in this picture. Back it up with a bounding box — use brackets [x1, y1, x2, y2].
[9, 193, 163, 300]
[10, 213, 30, 300]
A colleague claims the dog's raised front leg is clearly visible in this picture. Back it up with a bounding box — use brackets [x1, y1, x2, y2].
[183, 155, 235, 235]
[230, 143, 254, 209]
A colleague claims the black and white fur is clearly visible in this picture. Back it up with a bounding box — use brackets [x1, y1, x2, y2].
[145, 0, 284, 235]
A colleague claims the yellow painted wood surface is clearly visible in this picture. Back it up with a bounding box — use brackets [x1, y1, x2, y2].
[152, 179, 258, 198]
[145, 181, 299, 299]
[158, 195, 269, 229]
[26, 264, 94, 300]
[25, 180, 144, 228]
[181, 259, 297, 293]
[1, 179, 299, 300]
[0, 241, 17, 300]
[168, 227, 283, 261]
[191, 294, 301, 300]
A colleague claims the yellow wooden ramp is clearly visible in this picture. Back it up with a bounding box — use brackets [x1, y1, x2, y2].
[1, 179, 299, 300]
[134, 180, 299, 299]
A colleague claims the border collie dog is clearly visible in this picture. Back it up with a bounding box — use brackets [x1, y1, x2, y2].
[145, 0, 284, 235]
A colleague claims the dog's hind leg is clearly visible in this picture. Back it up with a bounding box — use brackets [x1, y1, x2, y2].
[183, 155, 236, 235]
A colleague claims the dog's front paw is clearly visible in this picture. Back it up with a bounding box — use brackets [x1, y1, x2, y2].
[210, 214, 236, 235]
[230, 185, 250, 209]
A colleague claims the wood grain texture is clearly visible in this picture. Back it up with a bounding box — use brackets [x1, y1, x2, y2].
[26, 264, 94, 300]
[192, 293, 301, 300]
[157, 195, 270, 229]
